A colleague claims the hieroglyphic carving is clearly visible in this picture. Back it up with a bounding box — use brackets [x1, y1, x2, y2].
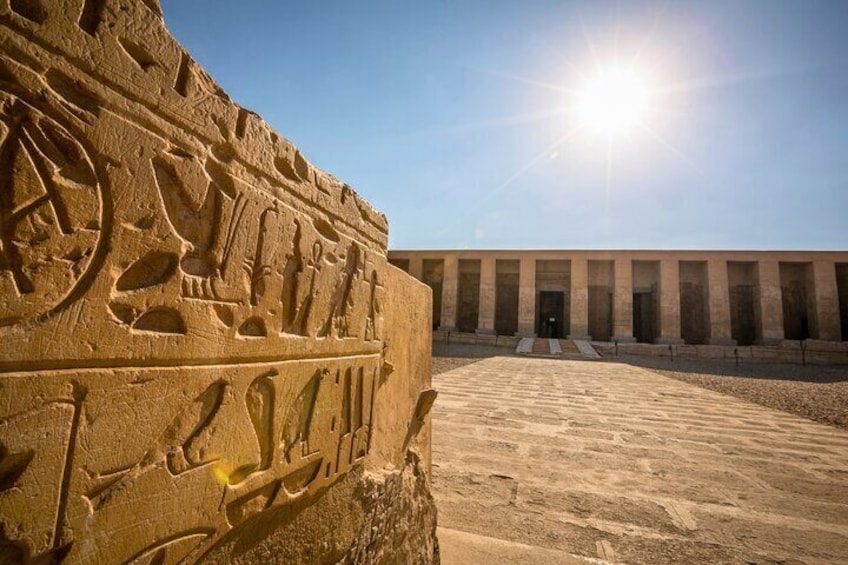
[0, 357, 383, 564]
[137, 143, 384, 342]
[0, 92, 106, 328]
[0, 386, 85, 563]
[0, 0, 434, 562]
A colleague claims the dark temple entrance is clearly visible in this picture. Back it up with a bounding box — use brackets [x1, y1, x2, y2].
[538, 291, 565, 338]
[632, 291, 657, 343]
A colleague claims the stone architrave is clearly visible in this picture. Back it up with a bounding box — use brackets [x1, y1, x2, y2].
[0, 2, 437, 563]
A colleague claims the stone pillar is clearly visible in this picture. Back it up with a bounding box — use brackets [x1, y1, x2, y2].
[707, 259, 736, 345]
[812, 261, 841, 341]
[613, 259, 635, 342]
[476, 257, 496, 334]
[568, 258, 590, 339]
[658, 259, 683, 344]
[439, 254, 459, 331]
[516, 257, 536, 336]
[757, 260, 784, 344]
[409, 257, 423, 281]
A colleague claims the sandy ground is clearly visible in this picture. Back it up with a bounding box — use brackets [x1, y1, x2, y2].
[430, 353, 848, 565]
[433, 343, 848, 431]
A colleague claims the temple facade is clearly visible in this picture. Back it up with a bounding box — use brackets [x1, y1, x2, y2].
[388, 250, 848, 345]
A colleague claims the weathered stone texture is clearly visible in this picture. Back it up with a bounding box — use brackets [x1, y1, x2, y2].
[0, 1, 437, 563]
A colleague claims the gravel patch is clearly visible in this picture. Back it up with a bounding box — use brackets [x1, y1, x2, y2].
[609, 355, 848, 431]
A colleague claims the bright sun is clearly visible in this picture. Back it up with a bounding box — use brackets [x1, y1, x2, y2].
[575, 68, 652, 137]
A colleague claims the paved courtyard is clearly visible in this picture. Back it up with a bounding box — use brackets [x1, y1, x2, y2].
[432, 357, 848, 564]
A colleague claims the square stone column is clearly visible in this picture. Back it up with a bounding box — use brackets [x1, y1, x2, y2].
[439, 254, 459, 331]
[613, 259, 635, 342]
[657, 259, 683, 344]
[408, 257, 423, 281]
[568, 258, 590, 339]
[707, 259, 736, 345]
[812, 261, 841, 341]
[756, 260, 784, 344]
[516, 257, 536, 336]
[476, 257, 496, 334]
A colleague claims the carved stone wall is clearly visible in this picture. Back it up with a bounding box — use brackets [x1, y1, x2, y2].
[0, 1, 438, 563]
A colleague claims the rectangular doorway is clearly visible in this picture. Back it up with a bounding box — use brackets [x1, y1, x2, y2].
[422, 259, 443, 330]
[838, 263, 848, 341]
[457, 259, 481, 333]
[779, 262, 814, 340]
[728, 262, 757, 345]
[632, 261, 659, 343]
[632, 291, 656, 343]
[538, 291, 565, 338]
[495, 259, 519, 335]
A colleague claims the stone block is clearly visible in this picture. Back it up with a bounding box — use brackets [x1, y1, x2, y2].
[695, 345, 732, 359]
[0, 2, 437, 563]
[495, 335, 520, 348]
[474, 333, 497, 346]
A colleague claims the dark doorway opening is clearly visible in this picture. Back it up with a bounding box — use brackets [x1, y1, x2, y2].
[838, 263, 848, 341]
[457, 260, 481, 333]
[780, 262, 813, 340]
[422, 259, 443, 330]
[729, 262, 757, 346]
[632, 291, 656, 343]
[537, 291, 565, 338]
[730, 285, 756, 345]
[495, 260, 519, 335]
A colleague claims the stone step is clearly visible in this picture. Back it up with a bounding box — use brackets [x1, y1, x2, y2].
[532, 339, 551, 354]
[574, 339, 602, 359]
[516, 337, 534, 354]
[558, 339, 581, 355]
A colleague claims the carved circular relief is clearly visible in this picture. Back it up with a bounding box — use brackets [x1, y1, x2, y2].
[0, 93, 106, 327]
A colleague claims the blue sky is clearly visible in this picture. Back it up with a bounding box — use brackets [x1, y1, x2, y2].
[162, 1, 848, 251]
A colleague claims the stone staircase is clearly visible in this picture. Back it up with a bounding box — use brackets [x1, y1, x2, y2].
[515, 338, 600, 360]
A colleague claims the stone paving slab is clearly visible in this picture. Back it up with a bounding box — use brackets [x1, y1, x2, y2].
[432, 356, 848, 565]
[438, 527, 591, 565]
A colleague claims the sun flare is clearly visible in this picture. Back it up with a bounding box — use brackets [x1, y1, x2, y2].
[575, 68, 652, 137]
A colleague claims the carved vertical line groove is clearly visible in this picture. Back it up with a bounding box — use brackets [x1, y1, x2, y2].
[53, 384, 87, 550]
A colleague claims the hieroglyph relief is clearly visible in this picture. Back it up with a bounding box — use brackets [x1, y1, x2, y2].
[102, 146, 386, 342]
[0, 357, 383, 564]
[0, 1, 435, 563]
[0, 19, 387, 348]
[0, 91, 106, 328]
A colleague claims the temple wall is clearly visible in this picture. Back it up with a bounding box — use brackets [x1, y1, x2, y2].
[391, 249, 848, 347]
[0, 1, 437, 563]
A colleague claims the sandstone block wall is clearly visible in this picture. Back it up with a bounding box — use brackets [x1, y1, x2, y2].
[0, 1, 437, 562]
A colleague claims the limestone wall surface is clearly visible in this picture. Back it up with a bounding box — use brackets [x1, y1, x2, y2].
[0, 1, 437, 563]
